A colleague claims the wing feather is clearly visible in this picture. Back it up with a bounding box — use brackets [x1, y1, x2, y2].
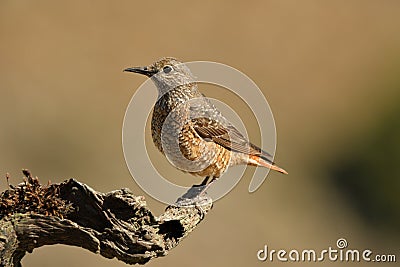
[191, 117, 274, 164]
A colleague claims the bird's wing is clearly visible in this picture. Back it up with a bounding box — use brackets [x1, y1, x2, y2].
[191, 117, 274, 164]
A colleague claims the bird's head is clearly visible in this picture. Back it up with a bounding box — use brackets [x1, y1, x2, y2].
[124, 57, 195, 94]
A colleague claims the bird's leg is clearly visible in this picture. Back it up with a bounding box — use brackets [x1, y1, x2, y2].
[195, 176, 218, 196]
[199, 176, 211, 186]
[175, 176, 216, 207]
[200, 177, 217, 194]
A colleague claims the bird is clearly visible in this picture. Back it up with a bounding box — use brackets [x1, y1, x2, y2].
[124, 57, 287, 188]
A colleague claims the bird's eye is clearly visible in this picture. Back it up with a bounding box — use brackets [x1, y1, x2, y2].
[163, 65, 173, 74]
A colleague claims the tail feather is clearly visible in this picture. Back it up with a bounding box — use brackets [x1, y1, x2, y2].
[249, 155, 288, 174]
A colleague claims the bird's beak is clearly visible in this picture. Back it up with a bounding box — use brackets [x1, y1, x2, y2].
[123, 66, 156, 77]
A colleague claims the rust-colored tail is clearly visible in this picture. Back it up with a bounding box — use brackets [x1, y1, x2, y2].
[249, 155, 288, 174]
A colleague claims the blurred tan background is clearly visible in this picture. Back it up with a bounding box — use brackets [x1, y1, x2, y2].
[1, 1, 399, 266]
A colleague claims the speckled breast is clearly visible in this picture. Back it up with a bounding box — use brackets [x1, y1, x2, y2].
[151, 88, 232, 178]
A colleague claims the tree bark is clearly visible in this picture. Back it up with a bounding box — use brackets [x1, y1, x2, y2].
[0, 170, 212, 266]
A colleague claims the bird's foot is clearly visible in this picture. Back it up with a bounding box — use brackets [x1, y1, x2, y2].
[175, 193, 212, 219]
[175, 185, 212, 208]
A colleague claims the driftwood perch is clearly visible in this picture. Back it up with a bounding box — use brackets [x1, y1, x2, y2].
[0, 170, 212, 267]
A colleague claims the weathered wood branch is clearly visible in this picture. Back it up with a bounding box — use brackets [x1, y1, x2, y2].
[0, 170, 212, 266]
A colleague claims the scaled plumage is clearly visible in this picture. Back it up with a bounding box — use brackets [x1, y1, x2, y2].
[125, 57, 287, 184]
